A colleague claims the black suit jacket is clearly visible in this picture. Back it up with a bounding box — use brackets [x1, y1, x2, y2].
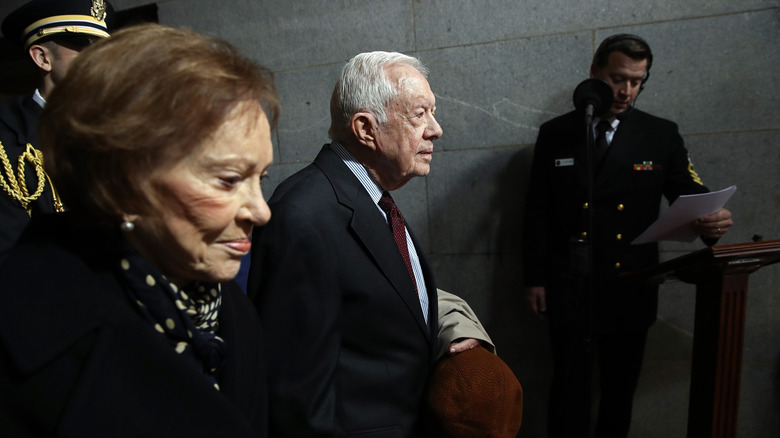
[0, 94, 57, 260]
[523, 108, 709, 331]
[0, 216, 267, 437]
[248, 145, 437, 437]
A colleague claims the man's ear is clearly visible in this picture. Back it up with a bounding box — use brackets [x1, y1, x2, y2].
[589, 63, 598, 79]
[350, 112, 378, 149]
[29, 44, 54, 72]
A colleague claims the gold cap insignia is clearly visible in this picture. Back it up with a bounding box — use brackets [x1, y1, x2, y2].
[91, 0, 107, 22]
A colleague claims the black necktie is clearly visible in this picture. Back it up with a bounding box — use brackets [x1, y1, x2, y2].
[595, 120, 612, 165]
[378, 191, 418, 295]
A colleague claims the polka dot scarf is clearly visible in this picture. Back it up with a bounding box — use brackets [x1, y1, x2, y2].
[115, 243, 228, 390]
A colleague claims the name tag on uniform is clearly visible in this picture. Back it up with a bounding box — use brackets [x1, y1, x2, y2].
[555, 158, 574, 167]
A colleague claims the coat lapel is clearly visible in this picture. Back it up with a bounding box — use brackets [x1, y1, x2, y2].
[313, 146, 432, 340]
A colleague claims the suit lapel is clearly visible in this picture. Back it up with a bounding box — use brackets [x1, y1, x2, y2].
[314, 147, 432, 340]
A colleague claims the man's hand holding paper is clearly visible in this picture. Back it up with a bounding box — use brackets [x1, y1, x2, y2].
[632, 185, 736, 244]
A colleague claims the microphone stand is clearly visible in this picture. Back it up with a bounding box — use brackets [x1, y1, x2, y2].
[545, 79, 612, 435]
[552, 108, 599, 435]
[583, 106, 596, 353]
[571, 79, 612, 349]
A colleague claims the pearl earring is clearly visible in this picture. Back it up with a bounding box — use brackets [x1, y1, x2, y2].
[120, 219, 135, 232]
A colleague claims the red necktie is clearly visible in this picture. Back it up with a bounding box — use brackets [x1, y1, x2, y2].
[378, 191, 418, 294]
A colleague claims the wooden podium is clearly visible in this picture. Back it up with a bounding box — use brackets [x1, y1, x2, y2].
[624, 240, 780, 438]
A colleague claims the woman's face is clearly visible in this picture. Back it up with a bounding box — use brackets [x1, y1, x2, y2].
[127, 103, 273, 286]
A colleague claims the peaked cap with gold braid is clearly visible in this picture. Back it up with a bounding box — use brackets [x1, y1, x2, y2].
[2, 0, 115, 49]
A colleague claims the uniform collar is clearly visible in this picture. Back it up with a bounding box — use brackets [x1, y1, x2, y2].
[33, 88, 46, 108]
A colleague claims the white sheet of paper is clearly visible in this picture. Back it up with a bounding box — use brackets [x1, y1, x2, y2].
[631, 185, 736, 244]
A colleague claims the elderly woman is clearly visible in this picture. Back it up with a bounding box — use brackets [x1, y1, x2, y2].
[0, 24, 277, 436]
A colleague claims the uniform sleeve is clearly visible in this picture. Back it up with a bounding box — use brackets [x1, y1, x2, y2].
[662, 122, 709, 203]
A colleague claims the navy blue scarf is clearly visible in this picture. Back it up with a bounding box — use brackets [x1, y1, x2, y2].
[115, 241, 228, 389]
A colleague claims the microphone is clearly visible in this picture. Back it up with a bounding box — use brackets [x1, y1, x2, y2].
[572, 78, 613, 120]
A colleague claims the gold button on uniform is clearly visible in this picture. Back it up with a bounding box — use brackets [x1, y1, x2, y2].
[583, 202, 589, 209]
[581, 232, 588, 238]
[617, 204, 625, 211]
[614, 262, 621, 269]
[616, 234, 623, 241]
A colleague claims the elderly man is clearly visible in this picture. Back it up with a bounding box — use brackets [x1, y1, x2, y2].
[248, 51, 459, 437]
[0, 0, 114, 259]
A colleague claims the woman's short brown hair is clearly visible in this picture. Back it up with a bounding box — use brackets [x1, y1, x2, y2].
[40, 23, 279, 226]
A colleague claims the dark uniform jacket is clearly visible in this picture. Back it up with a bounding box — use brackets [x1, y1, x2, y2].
[0, 94, 58, 259]
[248, 145, 437, 437]
[0, 215, 268, 437]
[523, 108, 708, 332]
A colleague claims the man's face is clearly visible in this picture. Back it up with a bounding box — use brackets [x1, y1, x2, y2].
[371, 64, 443, 190]
[48, 41, 87, 84]
[590, 51, 649, 117]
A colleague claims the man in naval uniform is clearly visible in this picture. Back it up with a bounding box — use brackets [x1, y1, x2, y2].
[522, 34, 733, 438]
[0, 0, 114, 260]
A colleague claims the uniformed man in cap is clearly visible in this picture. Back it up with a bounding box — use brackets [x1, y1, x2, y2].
[0, 0, 114, 259]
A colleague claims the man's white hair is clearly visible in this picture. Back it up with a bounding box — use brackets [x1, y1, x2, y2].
[329, 51, 428, 141]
